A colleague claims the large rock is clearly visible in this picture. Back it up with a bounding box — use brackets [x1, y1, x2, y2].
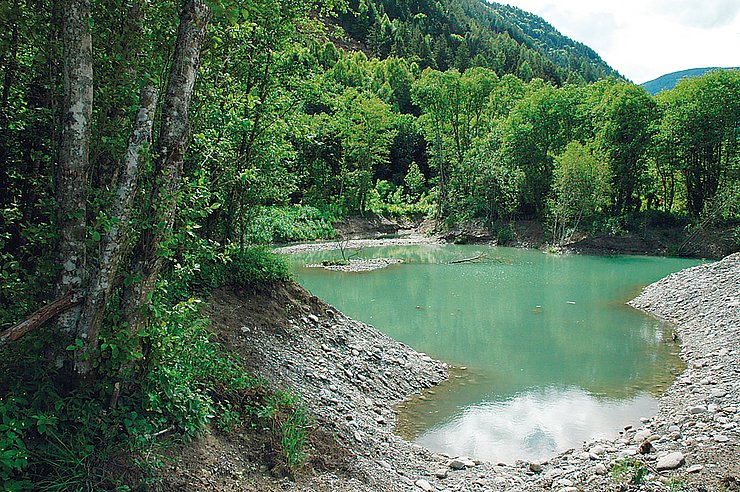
[656, 452, 685, 471]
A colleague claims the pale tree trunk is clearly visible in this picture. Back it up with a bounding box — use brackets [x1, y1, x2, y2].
[56, 0, 93, 338]
[74, 86, 158, 374]
[122, 0, 212, 337]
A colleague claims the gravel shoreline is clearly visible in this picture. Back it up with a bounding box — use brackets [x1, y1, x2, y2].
[274, 233, 442, 255]
[204, 252, 738, 491]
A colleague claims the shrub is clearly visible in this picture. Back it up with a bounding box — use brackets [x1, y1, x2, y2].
[243, 206, 336, 244]
[611, 458, 648, 485]
[228, 247, 292, 285]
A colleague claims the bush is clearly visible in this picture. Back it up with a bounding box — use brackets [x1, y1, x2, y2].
[367, 180, 435, 217]
[0, 295, 277, 490]
[228, 247, 292, 285]
[243, 206, 336, 244]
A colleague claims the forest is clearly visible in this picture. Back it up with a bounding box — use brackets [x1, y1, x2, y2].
[0, 0, 738, 488]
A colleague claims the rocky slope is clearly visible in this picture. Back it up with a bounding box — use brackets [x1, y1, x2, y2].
[167, 253, 739, 491]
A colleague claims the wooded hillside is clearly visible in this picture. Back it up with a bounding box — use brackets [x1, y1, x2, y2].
[0, 0, 738, 488]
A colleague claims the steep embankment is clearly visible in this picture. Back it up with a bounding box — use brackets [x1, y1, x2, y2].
[164, 254, 738, 491]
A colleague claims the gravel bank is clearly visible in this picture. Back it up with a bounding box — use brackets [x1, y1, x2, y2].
[305, 258, 404, 272]
[195, 253, 738, 491]
[274, 234, 441, 255]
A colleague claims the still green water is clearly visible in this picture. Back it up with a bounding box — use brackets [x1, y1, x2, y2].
[289, 245, 702, 463]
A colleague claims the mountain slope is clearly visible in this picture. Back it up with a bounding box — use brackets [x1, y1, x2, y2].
[641, 67, 740, 95]
[336, 0, 622, 84]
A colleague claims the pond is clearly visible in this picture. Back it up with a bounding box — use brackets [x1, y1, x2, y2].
[288, 244, 703, 464]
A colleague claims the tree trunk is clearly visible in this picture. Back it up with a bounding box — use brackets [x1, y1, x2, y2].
[56, 0, 93, 339]
[74, 86, 158, 374]
[121, 0, 212, 336]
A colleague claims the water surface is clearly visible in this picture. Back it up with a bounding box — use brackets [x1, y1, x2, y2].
[289, 245, 701, 463]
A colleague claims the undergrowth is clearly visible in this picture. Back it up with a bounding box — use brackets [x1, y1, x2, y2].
[243, 205, 336, 244]
[0, 247, 307, 490]
[611, 457, 649, 486]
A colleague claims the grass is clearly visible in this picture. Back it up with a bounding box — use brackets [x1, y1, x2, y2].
[611, 458, 649, 485]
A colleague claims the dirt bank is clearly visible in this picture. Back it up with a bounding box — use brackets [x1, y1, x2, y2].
[163, 254, 738, 491]
[285, 215, 737, 260]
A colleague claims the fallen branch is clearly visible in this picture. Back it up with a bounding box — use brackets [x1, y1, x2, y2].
[448, 253, 487, 264]
[0, 294, 79, 350]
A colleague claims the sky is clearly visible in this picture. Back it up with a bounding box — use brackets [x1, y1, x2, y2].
[500, 0, 740, 83]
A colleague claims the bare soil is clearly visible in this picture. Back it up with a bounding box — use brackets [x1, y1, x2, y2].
[323, 214, 737, 259]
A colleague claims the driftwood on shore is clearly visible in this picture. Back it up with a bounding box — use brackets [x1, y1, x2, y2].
[447, 253, 487, 264]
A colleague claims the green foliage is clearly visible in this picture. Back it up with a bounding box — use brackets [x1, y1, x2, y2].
[492, 222, 515, 244]
[338, 0, 620, 83]
[258, 392, 310, 469]
[243, 206, 337, 245]
[594, 82, 657, 215]
[611, 458, 649, 485]
[279, 403, 309, 469]
[0, 296, 276, 490]
[641, 67, 739, 95]
[367, 180, 435, 217]
[549, 141, 611, 244]
[0, 396, 32, 490]
[501, 82, 581, 216]
[404, 161, 426, 198]
[228, 247, 293, 286]
[1, 0, 738, 487]
[656, 70, 740, 216]
[666, 477, 688, 492]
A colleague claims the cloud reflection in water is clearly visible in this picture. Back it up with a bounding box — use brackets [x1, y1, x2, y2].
[414, 386, 656, 463]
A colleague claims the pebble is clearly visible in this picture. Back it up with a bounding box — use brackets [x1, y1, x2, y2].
[544, 468, 564, 479]
[594, 463, 607, 475]
[633, 429, 651, 442]
[555, 478, 574, 487]
[589, 445, 605, 455]
[415, 479, 434, 491]
[434, 468, 448, 479]
[656, 452, 685, 471]
[686, 464, 704, 473]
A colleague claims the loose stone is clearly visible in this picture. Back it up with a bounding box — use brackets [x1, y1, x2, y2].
[415, 479, 434, 491]
[656, 452, 685, 471]
[589, 445, 606, 455]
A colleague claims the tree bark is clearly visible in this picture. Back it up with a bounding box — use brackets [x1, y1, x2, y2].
[74, 86, 158, 374]
[122, 0, 212, 334]
[56, 0, 93, 337]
